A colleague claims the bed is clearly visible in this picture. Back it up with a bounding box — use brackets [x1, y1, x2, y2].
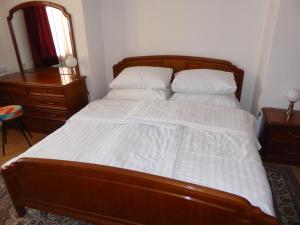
[1, 55, 278, 225]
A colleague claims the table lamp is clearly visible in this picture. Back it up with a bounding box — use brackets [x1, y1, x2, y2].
[65, 56, 78, 76]
[285, 88, 300, 121]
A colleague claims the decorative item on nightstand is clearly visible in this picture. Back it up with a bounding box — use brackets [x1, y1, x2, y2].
[285, 88, 300, 121]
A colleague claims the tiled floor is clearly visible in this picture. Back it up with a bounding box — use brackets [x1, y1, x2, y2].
[0, 129, 299, 185]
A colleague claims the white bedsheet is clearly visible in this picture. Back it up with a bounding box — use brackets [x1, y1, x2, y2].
[170, 93, 240, 108]
[2, 100, 274, 216]
[69, 99, 138, 122]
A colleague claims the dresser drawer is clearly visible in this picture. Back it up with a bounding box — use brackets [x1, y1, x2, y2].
[12, 95, 67, 110]
[0, 94, 12, 106]
[0, 84, 26, 94]
[27, 86, 64, 96]
[268, 126, 300, 144]
[24, 107, 69, 121]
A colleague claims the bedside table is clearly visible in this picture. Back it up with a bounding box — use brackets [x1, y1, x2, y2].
[260, 107, 300, 165]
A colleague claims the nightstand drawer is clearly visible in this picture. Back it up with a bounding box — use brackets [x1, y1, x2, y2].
[267, 142, 300, 164]
[268, 126, 300, 144]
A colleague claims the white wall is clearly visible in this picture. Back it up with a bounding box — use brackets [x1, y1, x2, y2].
[11, 10, 34, 70]
[252, 0, 281, 115]
[0, 35, 8, 75]
[0, 3, 16, 75]
[100, 0, 269, 111]
[82, 0, 107, 99]
[0, 0, 107, 100]
[254, 0, 300, 112]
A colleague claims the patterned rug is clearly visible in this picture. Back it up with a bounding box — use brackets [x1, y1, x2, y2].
[0, 164, 299, 225]
[264, 164, 300, 225]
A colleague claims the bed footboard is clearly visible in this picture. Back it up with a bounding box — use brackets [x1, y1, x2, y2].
[1, 158, 278, 225]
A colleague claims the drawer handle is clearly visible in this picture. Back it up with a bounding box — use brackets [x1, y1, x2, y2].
[289, 131, 300, 138]
[49, 114, 58, 118]
[46, 102, 55, 105]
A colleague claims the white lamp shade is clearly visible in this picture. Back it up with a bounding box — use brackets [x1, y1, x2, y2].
[286, 88, 300, 103]
[65, 56, 78, 68]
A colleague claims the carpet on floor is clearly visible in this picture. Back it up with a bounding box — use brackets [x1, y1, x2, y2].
[0, 164, 299, 225]
[264, 164, 300, 225]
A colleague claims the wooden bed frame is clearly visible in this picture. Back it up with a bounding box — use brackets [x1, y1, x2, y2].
[1, 56, 278, 225]
[113, 55, 244, 100]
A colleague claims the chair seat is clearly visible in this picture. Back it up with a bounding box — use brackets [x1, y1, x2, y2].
[0, 105, 23, 121]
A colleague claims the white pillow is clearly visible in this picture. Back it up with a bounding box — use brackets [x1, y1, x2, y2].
[109, 66, 173, 90]
[104, 88, 172, 100]
[171, 69, 237, 94]
[169, 93, 240, 108]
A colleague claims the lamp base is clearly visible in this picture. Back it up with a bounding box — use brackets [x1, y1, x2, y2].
[285, 102, 295, 121]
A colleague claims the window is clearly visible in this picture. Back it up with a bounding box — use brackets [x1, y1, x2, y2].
[46, 6, 73, 63]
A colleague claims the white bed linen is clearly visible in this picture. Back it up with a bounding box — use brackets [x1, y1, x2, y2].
[171, 69, 236, 94]
[2, 100, 274, 216]
[169, 93, 240, 108]
[109, 66, 173, 90]
[105, 88, 172, 100]
[69, 99, 138, 122]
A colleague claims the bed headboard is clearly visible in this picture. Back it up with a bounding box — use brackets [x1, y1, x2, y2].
[113, 55, 244, 101]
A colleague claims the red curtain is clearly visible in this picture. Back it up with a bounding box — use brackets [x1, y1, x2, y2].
[23, 6, 59, 67]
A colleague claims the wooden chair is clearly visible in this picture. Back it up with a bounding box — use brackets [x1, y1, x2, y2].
[0, 105, 32, 156]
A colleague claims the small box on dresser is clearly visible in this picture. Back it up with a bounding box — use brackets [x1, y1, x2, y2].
[260, 107, 300, 165]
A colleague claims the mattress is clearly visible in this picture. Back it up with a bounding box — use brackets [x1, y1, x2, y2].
[2, 99, 275, 216]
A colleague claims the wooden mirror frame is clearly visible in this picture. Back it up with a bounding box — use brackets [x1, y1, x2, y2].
[7, 1, 79, 75]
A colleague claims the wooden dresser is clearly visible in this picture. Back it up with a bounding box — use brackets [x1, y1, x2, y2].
[260, 107, 300, 165]
[0, 68, 88, 134]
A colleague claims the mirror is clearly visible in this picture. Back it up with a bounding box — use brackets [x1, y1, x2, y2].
[7, 1, 79, 75]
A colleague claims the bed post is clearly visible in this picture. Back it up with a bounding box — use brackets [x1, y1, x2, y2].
[2, 163, 26, 217]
